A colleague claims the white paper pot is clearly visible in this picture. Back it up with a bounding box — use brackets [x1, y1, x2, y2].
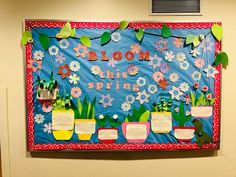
[173, 126, 196, 142]
[151, 112, 172, 133]
[191, 106, 213, 118]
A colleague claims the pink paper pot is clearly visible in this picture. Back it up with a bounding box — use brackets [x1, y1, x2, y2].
[173, 126, 196, 142]
[97, 128, 118, 143]
[122, 122, 150, 143]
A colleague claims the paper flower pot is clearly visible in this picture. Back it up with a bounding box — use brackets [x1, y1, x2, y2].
[97, 128, 118, 143]
[151, 112, 172, 133]
[36, 88, 58, 102]
[173, 126, 196, 142]
[191, 106, 213, 118]
[74, 119, 96, 140]
[52, 109, 74, 140]
[122, 122, 150, 143]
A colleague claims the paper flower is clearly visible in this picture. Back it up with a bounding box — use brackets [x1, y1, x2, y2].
[33, 50, 44, 60]
[69, 61, 80, 71]
[108, 59, 118, 68]
[173, 38, 183, 48]
[206, 93, 213, 100]
[185, 111, 191, 116]
[127, 64, 139, 76]
[126, 95, 135, 104]
[199, 37, 214, 53]
[113, 114, 118, 119]
[154, 39, 168, 53]
[153, 71, 164, 83]
[57, 64, 71, 79]
[27, 58, 42, 72]
[69, 74, 80, 84]
[194, 58, 205, 69]
[121, 102, 131, 112]
[111, 32, 121, 43]
[74, 43, 89, 58]
[148, 84, 158, 94]
[99, 114, 105, 119]
[55, 53, 66, 64]
[42, 102, 53, 113]
[202, 85, 209, 92]
[192, 71, 202, 81]
[169, 73, 179, 82]
[136, 90, 150, 104]
[130, 43, 141, 54]
[149, 54, 162, 69]
[71, 87, 82, 98]
[190, 48, 200, 58]
[160, 63, 170, 74]
[34, 114, 45, 124]
[183, 94, 191, 105]
[99, 94, 114, 108]
[180, 82, 189, 92]
[176, 52, 186, 62]
[136, 77, 146, 87]
[180, 61, 190, 70]
[91, 65, 101, 75]
[43, 122, 52, 134]
[164, 51, 175, 62]
[49, 45, 59, 56]
[59, 39, 69, 49]
[169, 86, 183, 100]
[204, 65, 219, 78]
[158, 78, 169, 90]
[193, 82, 199, 89]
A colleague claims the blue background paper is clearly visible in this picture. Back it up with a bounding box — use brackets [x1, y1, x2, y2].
[31, 26, 215, 145]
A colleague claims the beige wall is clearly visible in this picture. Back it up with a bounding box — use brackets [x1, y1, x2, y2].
[0, 0, 236, 177]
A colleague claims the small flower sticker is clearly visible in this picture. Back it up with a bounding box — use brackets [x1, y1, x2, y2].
[57, 64, 71, 79]
[74, 43, 89, 58]
[33, 50, 44, 60]
[71, 87, 82, 98]
[130, 43, 141, 54]
[111, 32, 121, 43]
[136, 90, 150, 104]
[169, 72, 179, 82]
[153, 71, 164, 83]
[149, 54, 162, 69]
[121, 102, 131, 112]
[91, 65, 101, 75]
[136, 77, 146, 87]
[169, 86, 183, 100]
[34, 114, 45, 124]
[69, 74, 80, 85]
[99, 94, 114, 108]
[69, 61, 80, 71]
[127, 64, 139, 76]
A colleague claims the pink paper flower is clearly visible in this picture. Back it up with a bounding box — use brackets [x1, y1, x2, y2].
[27, 58, 42, 72]
[206, 93, 213, 100]
[173, 38, 183, 48]
[130, 43, 141, 54]
[42, 102, 53, 113]
[128, 64, 139, 76]
[74, 43, 89, 58]
[202, 86, 209, 92]
[193, 82, 199, 89]
[154, 39, 168, 53]
[152, 71, 164, 83]
[194, 58, 205, 69]
[71, 87, 82, 98]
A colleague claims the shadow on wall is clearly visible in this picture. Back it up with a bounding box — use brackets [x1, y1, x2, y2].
[29, 150, 217, 160]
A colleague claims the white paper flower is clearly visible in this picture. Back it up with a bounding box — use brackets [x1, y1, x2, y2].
[34, 114, 45, 124]
[59, 39, 69, 49]
[91, 65, 101, 75]
[192, 71, 202, 81]
[113, 114, 118, 119]
[180, 61, 190, 70]
[136, 90, 150, 104]
[43, 122, 52, 134]
[99, 94, 114, 108]
[176, 52, 186, 62]
[185, 111, 191, 116]
[111, 32, 121, 43]
[69, 61, 80, 71]
[136, 77, 146, 87]
[125, 95, 135, 104]
[180, 82, 189, 92]
[204, 65, 219, 78]
[99, 114, 104, 119]
[33, 50, 44, 60]
[164, 51, 175, 62]
[69, 74, 80, 84]
[169, 86, 183, 100]
[148, 84, 158, 94]
[121, 102, 131, 112]
[149, 54, 162, 69]
[49, 46, 59, 56]
[169, 73, 179, 82]
[190, 48, 200, 58]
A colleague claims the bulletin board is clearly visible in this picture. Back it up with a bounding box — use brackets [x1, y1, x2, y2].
[24, 20, 222, 151]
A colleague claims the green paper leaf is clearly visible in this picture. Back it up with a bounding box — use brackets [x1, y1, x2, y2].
[211, 24, 223, 41]
[77, 99, 82, 115]
[80, 36, 91, 47]
[39, 33, 50, 50]
[21, 31, 32, 45]
[56, 22, 72, 38]
[70, 28, 76, 37]
[186, 34, 195, 45]
[119, 20, 129, 29]
[210, 98, 215, 106]
[190, 91, 196, 106]
[125, 117, 129, 122]
[215, 52, 229, 69]
[139, 110, 150, 122]
[135, 28, 144, 41]
[101, 32, 111, 46]
[161, 24, 171, 38]
[193, 35, 201, 47]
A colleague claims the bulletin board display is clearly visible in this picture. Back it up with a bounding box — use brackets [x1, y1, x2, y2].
[25, 20, 221, 151]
